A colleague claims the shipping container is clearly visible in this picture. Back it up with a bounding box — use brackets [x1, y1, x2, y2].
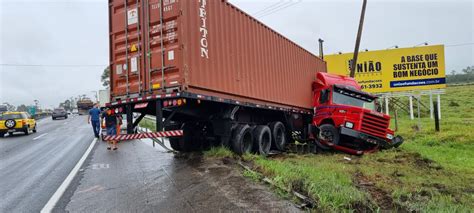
[109, 0, 326, 110]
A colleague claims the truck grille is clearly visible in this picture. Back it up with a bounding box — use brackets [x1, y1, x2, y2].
[360, 112, 389, 139]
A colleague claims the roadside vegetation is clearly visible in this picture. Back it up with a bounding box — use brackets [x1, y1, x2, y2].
[205, 85, 474, 212]
[138, 117, 156, 132]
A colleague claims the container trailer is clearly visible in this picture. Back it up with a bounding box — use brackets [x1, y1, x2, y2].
[105, 0, 402, 155]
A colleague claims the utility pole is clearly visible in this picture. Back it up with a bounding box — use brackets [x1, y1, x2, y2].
[350, 0, 367, 78]
[318, 38, 325, 59]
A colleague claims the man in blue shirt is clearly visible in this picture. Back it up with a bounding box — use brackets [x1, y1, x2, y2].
[88, 104, 102, 138]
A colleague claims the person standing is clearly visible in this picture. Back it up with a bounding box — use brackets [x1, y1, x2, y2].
[102, 108, 118, 150]
[88, 104, 101, 138]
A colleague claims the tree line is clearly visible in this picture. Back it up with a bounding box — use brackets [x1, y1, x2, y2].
[447, 65, 474, 84]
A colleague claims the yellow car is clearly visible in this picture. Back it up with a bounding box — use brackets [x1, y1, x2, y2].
[0, 112, 37, 137]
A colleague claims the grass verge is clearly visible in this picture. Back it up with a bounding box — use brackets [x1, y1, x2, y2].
[205, 85, 474, 212]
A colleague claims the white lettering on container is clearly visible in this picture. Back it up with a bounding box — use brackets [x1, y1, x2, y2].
[199, 0, 209, 59]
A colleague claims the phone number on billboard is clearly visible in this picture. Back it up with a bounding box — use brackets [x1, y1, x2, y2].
[361, 84, 382, 90]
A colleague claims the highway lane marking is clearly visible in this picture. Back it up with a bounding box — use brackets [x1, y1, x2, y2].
[33, 133, 48, 140]
[41, 138, 97, 213]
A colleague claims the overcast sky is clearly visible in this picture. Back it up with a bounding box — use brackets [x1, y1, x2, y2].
[0, 0, 473, 108]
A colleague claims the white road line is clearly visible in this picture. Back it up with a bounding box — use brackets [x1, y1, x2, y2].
[33, 133, 48, 140]
[40, 138, 97, 213]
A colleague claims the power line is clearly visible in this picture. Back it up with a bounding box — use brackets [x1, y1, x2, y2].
[252, 1, 288, 16]
[0, 64, 108, 67]
[256, 1, 301, 18]
[445, 43, 474, 47]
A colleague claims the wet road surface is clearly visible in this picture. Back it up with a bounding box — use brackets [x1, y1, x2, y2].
[61, 138, 299, 212]
[1, 116, 299, 212]
[0, 116, 95, 212]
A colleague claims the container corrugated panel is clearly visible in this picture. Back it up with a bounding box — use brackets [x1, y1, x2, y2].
[109, 0, 327, 109]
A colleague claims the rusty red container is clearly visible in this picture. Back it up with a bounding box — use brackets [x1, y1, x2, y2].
[109, 0, 327, 109]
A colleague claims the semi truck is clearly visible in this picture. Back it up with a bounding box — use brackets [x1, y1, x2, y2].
[105, 0, 402, 155]
[77, 98, 94, 115]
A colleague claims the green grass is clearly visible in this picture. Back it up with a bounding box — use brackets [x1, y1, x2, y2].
[217, 85, 474, 212]
[138, 117, 156, 131]
[204, 146, 236, 158]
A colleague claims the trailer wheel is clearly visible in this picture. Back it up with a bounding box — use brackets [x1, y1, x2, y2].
[179, 123, 200, 152]
[269, 122, 287, 151]
[169, 138, 182, 151]
[253, 125, 272, 156]
[231, 124, 253, 155]
[317, 124, 340, 147]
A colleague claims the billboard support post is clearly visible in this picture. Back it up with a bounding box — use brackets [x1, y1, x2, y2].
[417, 96, 421, 130]
[434, 101, 440, 132]
[385, 97, 389, 115]
[409, 96, 414, 120]
[437, 94, 441, 120]
[429, 91, 434, 119]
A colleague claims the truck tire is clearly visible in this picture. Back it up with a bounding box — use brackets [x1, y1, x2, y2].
[0, 133, 4, 137]
[169, 138, 182, 151]
[33, 125, 37, 133]
[317, 124, 340, 146]
[179, 123, 200, 152]
[24, 126, 30, 135]
[231, 124, 253, 155]
[253, 125, 272, 156]
[269, 122, 287, 151]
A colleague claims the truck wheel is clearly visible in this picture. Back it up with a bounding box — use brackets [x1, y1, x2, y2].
[33, 125, 37, 133]
[24, 126, 30, 135]
[253, 125, 272, 156]
[231, 124, 253, 155]
[317, 124, 340, 146]
[179, 123, 200, 152]
[169, 138, 182, 151]
[269, 122, 287, 151]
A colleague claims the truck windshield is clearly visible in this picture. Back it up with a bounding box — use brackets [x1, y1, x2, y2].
[332, 91, 376, 111]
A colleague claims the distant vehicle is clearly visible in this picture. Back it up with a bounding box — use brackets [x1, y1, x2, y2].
[0, 112, 37, 137]
[77, 98, 94, 115]
[52, 108, 68, 120]
[0, 105, 7, 114]
[72, 109, 79, 115]
[67, 111, 72, 115]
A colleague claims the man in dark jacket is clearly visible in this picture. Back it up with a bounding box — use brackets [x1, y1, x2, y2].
[102, 108, 118, 150]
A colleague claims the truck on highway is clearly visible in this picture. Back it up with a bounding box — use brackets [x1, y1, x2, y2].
[77, 98, 94, 115]
[105, 0, 402, 155]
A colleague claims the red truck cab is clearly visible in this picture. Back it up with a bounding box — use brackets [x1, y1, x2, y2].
[312, 73, 403, 154]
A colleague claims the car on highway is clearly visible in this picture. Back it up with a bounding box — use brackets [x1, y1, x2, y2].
[52, 108, 68, 120]
[0, 112, 37, 137]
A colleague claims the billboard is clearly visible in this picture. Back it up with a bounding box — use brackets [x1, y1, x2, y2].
[325, 45, 446, 93]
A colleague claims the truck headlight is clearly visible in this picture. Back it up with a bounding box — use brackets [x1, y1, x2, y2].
[386, 134, 394, 140]
[345, 122, 354, 129]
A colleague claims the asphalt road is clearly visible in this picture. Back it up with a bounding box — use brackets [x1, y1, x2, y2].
[61, 138, 298, 212]
[0, 115, 95, 213]
[1, 116, 298, 212]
